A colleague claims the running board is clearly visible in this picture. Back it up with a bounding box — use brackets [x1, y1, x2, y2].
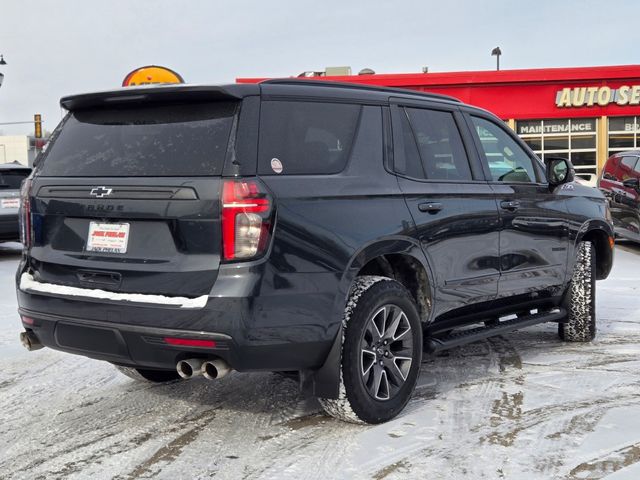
[424, 308, 567, 354]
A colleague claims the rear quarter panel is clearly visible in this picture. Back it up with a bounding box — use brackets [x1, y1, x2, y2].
[560, 182, 614, 278]
[257, 106, 419, 343]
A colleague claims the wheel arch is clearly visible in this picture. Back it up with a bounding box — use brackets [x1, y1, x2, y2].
[306, 238, 433, 400]
[576, 220, 614, 280]
[340, 238, 434, 323]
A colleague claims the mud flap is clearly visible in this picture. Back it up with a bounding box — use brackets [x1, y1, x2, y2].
[300, 324, 342, 399]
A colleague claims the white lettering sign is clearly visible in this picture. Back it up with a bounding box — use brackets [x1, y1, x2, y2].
[556, 86, 640, 108]
[517, 120, 594, 136]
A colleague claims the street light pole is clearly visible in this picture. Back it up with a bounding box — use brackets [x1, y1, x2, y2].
[0, 54, 6, 89]
[491, 47, 502, 71]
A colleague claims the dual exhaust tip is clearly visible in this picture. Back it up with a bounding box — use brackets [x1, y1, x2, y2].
[176, 358, 231, 380]
[20, 329, 229, 381]
[20, 331, 43, 351]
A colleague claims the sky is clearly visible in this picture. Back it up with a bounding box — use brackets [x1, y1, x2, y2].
[1, 0, 639, 135]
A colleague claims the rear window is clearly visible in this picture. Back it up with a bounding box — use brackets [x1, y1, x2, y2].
[0, 169, 30, 189]
[39, 102, 237, 177]
[258, 101, 361, 175]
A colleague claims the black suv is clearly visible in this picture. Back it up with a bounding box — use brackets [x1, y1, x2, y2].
[17, 80, 614, 424]
[599, 151, 640, 242]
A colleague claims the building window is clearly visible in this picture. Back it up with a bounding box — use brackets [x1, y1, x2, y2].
[608, 116, 640, 159]
[516, 118, 598, 178]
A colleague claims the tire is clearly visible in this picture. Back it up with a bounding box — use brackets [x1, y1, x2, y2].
[559, 241, 596, 342]
[319, 276, 423, 424]
[114, 365, 181, 383]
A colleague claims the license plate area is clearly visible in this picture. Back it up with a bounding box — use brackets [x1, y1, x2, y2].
[86, 222, 130, 254]
[1, 198, 20, 209]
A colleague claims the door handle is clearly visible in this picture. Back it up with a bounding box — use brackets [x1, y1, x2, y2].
[418, 202, 443, 213]
[500, 200, 521, 211]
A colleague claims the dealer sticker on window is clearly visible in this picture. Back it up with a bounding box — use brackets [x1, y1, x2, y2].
[86, 222, 130, 254]
[0, 198, 20, 209]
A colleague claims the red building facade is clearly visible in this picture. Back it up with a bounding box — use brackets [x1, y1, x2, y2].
[238, 65, 640, 177]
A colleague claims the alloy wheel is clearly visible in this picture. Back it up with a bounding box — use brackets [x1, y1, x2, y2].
[359, 304, 413, 401]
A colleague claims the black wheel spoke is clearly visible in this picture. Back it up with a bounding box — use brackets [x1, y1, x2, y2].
[392, 356, 412, 382]
[361, 349, 376, 377]
[371, 306, 387, 340]
[390, 345, 413, 358]
[371, 364, 390, 400]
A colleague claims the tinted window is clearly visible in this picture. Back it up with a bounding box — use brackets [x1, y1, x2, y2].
[349, 106, 384, 171]
[395, 109, 425, 179]
[405, 108, 472, 181]
[609, 117, 636, 131]
[471, 116, 537, 183]
[523, 137, 542, 151]
[40, 102, 237, 177]
[258, 101, 361, 175]
[0, 169, 30, 189]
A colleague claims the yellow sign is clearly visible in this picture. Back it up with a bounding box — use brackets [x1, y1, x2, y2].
[556, 85, 640, 108]
[122, 66, 184, 87]
[34, 114, 42, 139]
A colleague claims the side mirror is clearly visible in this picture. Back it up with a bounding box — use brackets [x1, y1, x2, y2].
[622, 177, 640, 190]
[545, 157, 575, 186]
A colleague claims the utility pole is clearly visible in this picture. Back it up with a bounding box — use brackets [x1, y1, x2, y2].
[0, 54, 5, 89]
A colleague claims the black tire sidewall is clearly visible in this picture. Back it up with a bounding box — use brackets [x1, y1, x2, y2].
[342, 280, 422, 424]
[588, 242, 596, 335]
[560, 241, 596, 341]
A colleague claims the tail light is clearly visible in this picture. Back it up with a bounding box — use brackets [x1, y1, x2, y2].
[221, 179, 273, 261]
[19, 177, 32, 248]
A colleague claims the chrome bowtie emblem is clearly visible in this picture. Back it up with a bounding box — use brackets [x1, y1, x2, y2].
[90, 186, 113, 198]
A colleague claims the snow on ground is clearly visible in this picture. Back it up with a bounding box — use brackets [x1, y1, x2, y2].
[0, 242, 639, 480]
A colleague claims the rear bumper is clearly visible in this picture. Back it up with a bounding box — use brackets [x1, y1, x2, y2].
[18, 302, 333, 372]
[16, 255, 344, 371]
[19, 306, 333, 372]
[16, 270, 340, 372]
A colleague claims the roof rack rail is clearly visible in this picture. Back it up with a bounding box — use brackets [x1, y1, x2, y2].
[260, 78, 462, 103]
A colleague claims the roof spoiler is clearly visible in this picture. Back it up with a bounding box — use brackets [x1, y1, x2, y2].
[60, 84, 257, 111]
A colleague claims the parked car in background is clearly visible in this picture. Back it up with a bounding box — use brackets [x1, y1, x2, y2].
[0, 162, 31, 242]
[599, 151, 640, 243]
[16, 81, 614, 424]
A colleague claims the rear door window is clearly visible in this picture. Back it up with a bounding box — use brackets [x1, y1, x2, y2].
[258, 101, 361, 175]
[404, 107, 473, 181]
[394, 109, 425, 179]
[39, 102, 237, 177]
